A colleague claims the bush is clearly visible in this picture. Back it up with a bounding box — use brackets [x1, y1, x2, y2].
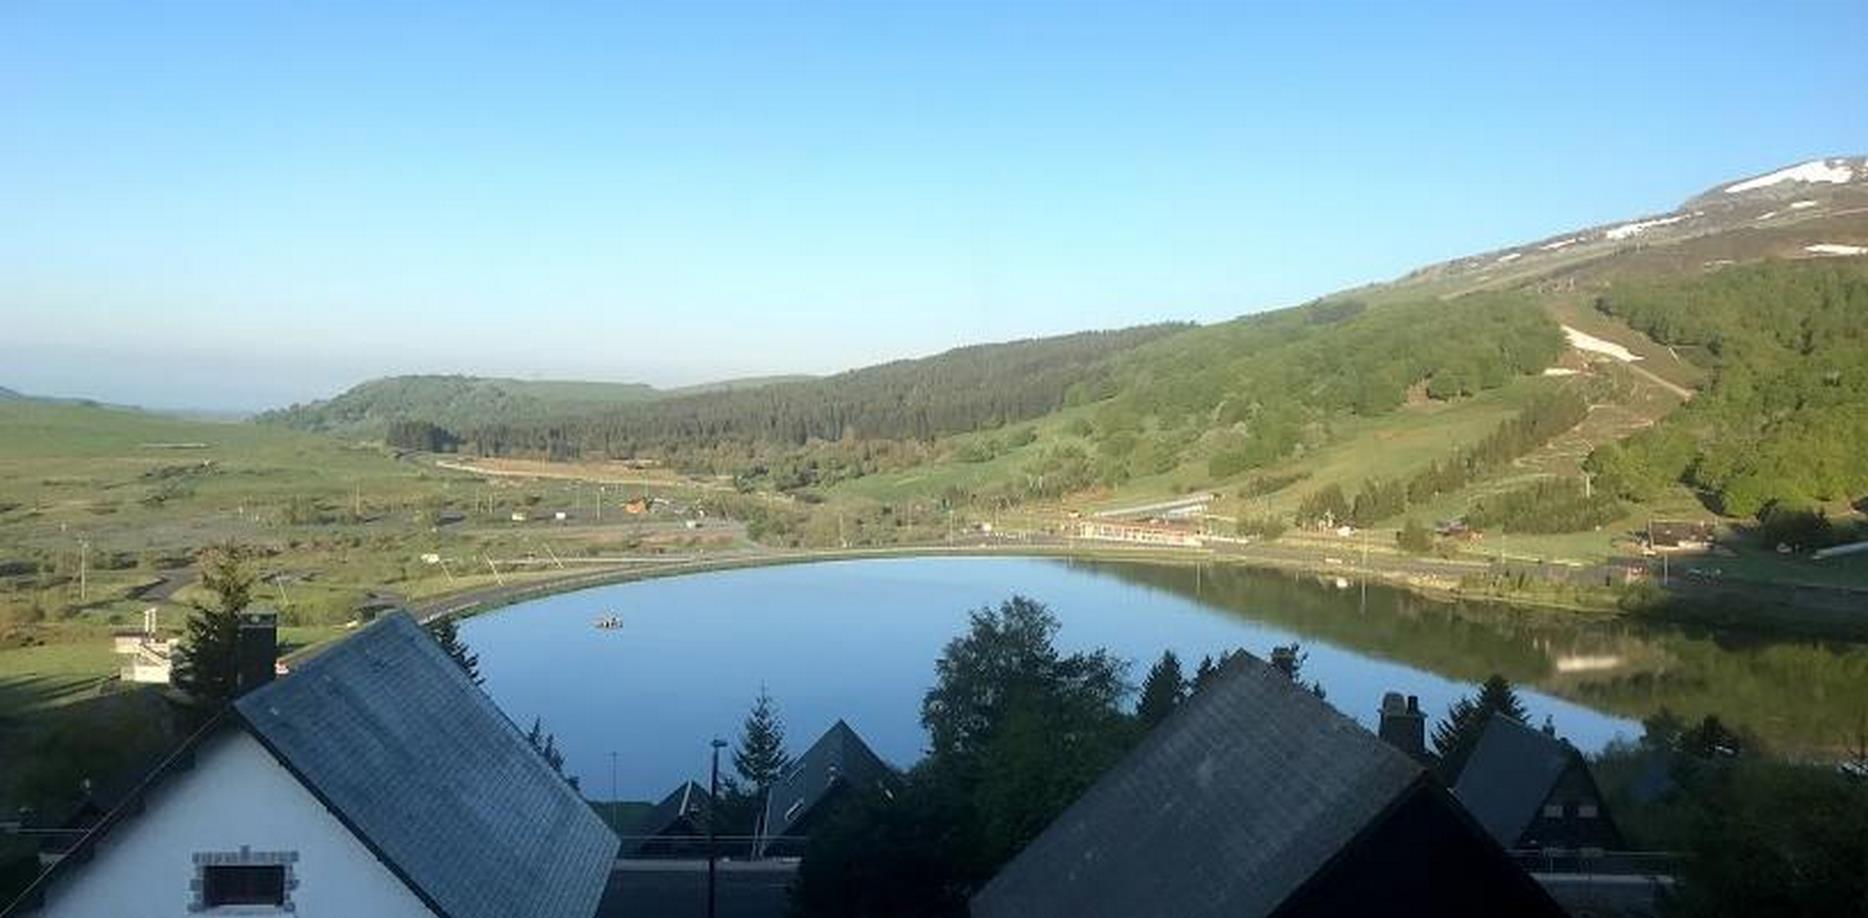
[1396, 518, 1433, 554]
[1236, 516, 1288, 540]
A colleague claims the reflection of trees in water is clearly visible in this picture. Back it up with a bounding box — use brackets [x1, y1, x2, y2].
[1079, 559, 1868, 756]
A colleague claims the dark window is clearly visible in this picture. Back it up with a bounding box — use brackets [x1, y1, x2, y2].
[202, 864, 286, 906]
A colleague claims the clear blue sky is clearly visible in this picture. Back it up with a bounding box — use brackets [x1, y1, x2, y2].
[4, 1, 1864, 410]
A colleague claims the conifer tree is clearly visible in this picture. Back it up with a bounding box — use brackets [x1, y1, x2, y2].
[424, 617, 482, 684]
[734, 686, 792, 790]
[1136, 650, 1187, 730]
[173, 545, 255, 708]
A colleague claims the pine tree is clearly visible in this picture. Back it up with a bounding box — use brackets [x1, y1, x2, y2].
[733, 686, 792, 790]
[424, 617, 482, 684]
[1136, 650, 1187, 730]
[173, 545, 255, 708]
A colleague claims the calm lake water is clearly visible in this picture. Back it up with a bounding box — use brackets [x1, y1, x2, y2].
[464, 556, 1754, 799]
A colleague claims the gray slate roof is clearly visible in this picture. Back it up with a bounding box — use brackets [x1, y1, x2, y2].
[236, 613, 619, 918]
[970, 654, 1430, 918]
[623, 780, 713, 855]
[1450, 714, 1576, 846]
[760, 720, 891, 840]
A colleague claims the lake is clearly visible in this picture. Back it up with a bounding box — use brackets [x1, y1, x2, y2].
[461, 556, 1868, 799]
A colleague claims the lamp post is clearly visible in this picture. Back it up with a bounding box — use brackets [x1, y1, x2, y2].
[708, 738, 727, 918]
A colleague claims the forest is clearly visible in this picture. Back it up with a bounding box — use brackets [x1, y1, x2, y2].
[1585, 261, 1868, 528]
[1078, 294, 1566, 485]
[452, 325, 1186, 460]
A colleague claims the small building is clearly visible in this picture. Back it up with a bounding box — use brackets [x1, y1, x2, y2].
[7, 613, 618, 917]
[510, 510, 528, 523]
[971, 655, 1563, 918]
[623, 497, 650, 515]
[1646, 520, 1714, 552]
[112, 608, 174, 685]
[1451, 714, 1625, 855]
[623, 781, 713, 859]
[1076, 520, 1204, 548]
[753, 721, 893, 858]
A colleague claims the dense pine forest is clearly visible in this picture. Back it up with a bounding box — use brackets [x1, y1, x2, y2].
[1585, 261, 1868, 528]
[452, 325, 1187, 460]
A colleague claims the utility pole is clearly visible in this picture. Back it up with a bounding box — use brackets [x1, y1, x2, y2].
[77, 540, 88, 603]
[610, 751, 619, 809]
[708, 738, 728, 918]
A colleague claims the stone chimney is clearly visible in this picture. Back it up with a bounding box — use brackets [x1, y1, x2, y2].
[1378, 692, 1427, 762]
[236, 610, 278, 695]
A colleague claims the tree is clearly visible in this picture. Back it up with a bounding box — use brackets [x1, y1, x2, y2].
[921, 596, 1128, 765]
[1271, 643, 1327, 700]
[424, 617, 481, 684]
[1396, 517, 1434, 554]
[1431, 674, 1528, 780]
[1135, 650, 1187, 731]
[733, 686, 792, 790]
[172, 545, 255, 708]
[526, 717, 578, 791]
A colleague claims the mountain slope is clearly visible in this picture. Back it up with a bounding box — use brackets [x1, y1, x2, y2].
[258, 375, 664, 437]
[1374, 155, 1868, 300]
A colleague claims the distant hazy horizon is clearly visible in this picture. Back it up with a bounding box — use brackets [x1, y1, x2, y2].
[6, 1, 1865, 411]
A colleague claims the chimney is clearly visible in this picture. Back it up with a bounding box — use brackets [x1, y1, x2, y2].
[236, 610, 278, 695]
[1378, 692, 1427, 762]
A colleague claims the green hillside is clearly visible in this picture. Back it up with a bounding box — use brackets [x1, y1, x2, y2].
[257, 374, 663, 438]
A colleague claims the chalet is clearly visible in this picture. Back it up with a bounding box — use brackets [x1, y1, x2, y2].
[1451, 714, 1625, 855]
[752, 721, 892, 858]
[4, 613, 618, 917]
[971, 655, 1563, 918]
[622, 781, 713, 858]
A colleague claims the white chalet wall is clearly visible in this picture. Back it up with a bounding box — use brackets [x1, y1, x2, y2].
[34, 729, 435, 918]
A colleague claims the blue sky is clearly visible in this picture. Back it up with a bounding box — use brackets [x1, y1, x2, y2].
[4, 1, 1865, 410]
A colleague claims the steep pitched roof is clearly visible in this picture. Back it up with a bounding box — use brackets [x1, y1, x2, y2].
[972, 654, 1524, 918]
[8, 613, 618, 918]
[760, 720, 891, 840]
[1450, 713, 1578, 846]
[623, 780, 713, 856]
[232, 613, 618, 918]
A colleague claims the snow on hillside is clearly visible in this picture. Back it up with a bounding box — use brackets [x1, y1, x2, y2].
[1789, 200, 1818, 210]
[1563, 326, 1641, 362]
[1723, 159, 1857, 194]
[1805, 243, 1868, 256]
[1604, 214, 1688, 241]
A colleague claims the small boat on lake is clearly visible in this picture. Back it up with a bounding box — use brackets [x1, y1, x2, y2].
[592, 614, 622, 630]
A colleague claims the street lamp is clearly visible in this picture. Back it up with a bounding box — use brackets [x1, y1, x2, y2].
[708, 738, 728, 918]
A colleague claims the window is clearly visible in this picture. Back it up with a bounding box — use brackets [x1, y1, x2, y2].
[203, 865, 285, 907]
[1578, 803, 1598, 818]
[191, 847, 297, 913]
[1542, 803, 1564, 819]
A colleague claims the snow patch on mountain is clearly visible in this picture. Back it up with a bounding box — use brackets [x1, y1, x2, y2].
[1788, 200, 1818, 210]
[1805, 243, 1868, 256]
[1563, 326, 1641, 362]
[1605, 214, 1687, 241]
[1724, 160, 1856, 194]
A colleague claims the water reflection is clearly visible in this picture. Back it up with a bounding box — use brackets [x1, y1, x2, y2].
[460, 557, 1864, 797]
